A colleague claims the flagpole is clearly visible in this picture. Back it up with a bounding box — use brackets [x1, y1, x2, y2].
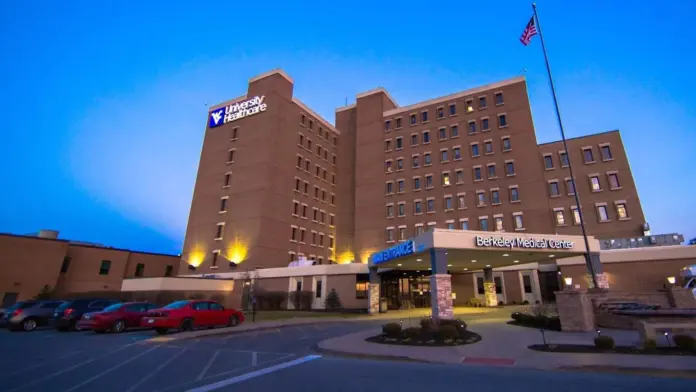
[532, 3, 599, 289]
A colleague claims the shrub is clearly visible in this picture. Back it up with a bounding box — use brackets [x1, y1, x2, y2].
[382, 322, 402, 338]
[594, 336, 615, 350]
[642, 339, 657, 350]
[510, 300, 518, 305]
[324, 288, 342, 310]
[402, 327, 421, 341]
[288, 290, 314, 310]
[672, 334, 696, 351]
[498, 301, 505, 306]
[420, 318, 433, 328]
[522, 300, 530, 305]
[438, 318, 467, 336]
[511, 312, 522, 321]
[435, 325, 459, 343]
[547, 317, 562, 331]
[255, 291, 287, 310]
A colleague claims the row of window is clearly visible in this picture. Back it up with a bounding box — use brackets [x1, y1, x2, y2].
[294, 177, 336, 204]
[292, 200, 336, 226]
[553, 202, 630, 226]
[547, 172, 621, 198]
[296, 155, 337, 185]
[287, 251, 334, 265]
[88, 258, 173, 277]
[298, 132, 337, 165]
[385, 162, 518, 194]
[385, 212, 526, 243]
[542, 144, 614, 170]
[386, 136, 513, 163]
[386, 186, 521, 218]
[300, 114, 338, 147]
[384, 92, 505, 131]
[289, 225, 335, 248]
[384, 115, 508, 150]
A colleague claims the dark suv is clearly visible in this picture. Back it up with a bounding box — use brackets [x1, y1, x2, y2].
[1, 300, 64, 331]
[53, 299, 120, 331]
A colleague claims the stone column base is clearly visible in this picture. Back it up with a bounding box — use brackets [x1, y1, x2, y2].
[430, 274, 453, 320]
[555, 289, 595, 332]
[483, 282, 498, 307]
[368, 283, 380, 315]
[663, 287, 696, 309]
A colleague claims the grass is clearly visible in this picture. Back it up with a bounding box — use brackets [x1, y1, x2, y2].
[244, 310, 365, 321]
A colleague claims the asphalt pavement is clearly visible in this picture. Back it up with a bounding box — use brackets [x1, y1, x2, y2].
[0, 322, 693, 392]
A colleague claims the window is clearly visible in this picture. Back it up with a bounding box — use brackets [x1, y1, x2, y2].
[307, 139, 312, 150]
[305, 160, 310, 171]
[437, 107, 444, 119]
[356, 277, 368, 299]
[427, 199, 435, 213]
[451, 125, 459, 138]
[397, 179, 405, 193]
[523, 275, 532, 293]
[386, 204, 394, 218]
[291, 226, 298, 241]
[413, 177, 421, 190]
[99, 260, 111, 275]
[444, 196, 453, 210]
[411, 133, 418, 146]
[494, 92, 504, 105]
[164, 265, 173, 277]
[424, 152, 432, 166]
[224, 173, 231, 187]
[487, 164, 496, 178]
[549, 181, 560, 197]
[410, 114, 417, 125]
[510, 187, 520, 202]
[477, 192, 486, 206]
[427, 222, 436, 231]
[423, 131, 431, 143]
[597, 205, 609, 221]
[411, 155, 420, 168]
[473, 167, 482, 181]
[498, 114, 507, 128]
[471, 143, 480, 157]
[457, 194, 466, 209]
[329, 236, 335, 248]
[440, 149, 448, 162]
[456, 169, 464, 184]
[215, 223, 224, 239]
[544, 155, 554, 169]
[220, 198, 228, 212]
[421, 111, 428, 122]
[385, 160, 393, 173]
[484, 141, 493, 154]
[491, 190, 500, 204]
[60, 257, 71, 273]
[468, 121, 476, 134]
[482, 118, 490, 131]
[384, 120, 391, 131]
[601, 145, 613, 161]
[386, 181, 393, 195]
[583, 148, 595, 163]
[414, 200, 423, 214]
[425, 174, 433, 188]
[386, 228, 395, 242]
[395, 118, 402, 128]
[439, 128, 447, 140]
[502, 137, 511, 151]
[396, 158, 404, 171]
[329, 214, 335, 226]
[442, 172, 451, 186]
[559, 151, 569, 167]
[514, 214, 524, 230]
[395, 137, 403, 150]
[505, 161, 515, 176]
[398, 227, 407, 241]
[313, 208, 318, 221]
[231, 127, 239, 139]
[302, 204, 308, 218]
[447, 221, 455, 230]
[555, 210, 566, 226]
[479, 217, 489, 231]
[616, 203, 628, 219]
[227, 149, 235, 163]
[466, 99, 474, 112]
[453, 147, 461, 160]
[460, 220, 469, 230]
[309, 120, 314, 130]
[398, 203, 406, 217]
[608, 173, 621, 189]
[494, 216, 504, 231]
[479, 96, 487, 109]
[566, 179, 575, 194]
[449, 103, 456, 116]
[384, 139, 392, 151]
[590, 175, 601, 191]
[211, 251, 219, 267]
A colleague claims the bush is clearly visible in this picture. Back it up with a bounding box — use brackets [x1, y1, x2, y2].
[498, 301, 505, 306]
[435, 325, 459, 343]
[594, 336, 615, 350]
[673, 334, 696, 351]
[642, 339, 657, 350]
[522, 300, 530, 305]
[382, 322, 402, 338]
[324, 288, 342, 310]
[402, 327, 421, 341]
[420, 318, 433, 328]
[439, 318, 467, 336]
[511, 312, 522, 321]
[255, 291, 287, 310]
[288, 290, 314, 310]
[547, 317, 562, 331]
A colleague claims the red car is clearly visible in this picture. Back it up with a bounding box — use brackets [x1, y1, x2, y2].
[77, 302, 158, 333]
[141, 300, 244, 335]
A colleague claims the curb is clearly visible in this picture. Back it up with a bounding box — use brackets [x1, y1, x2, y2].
[311, 344, 435, 364]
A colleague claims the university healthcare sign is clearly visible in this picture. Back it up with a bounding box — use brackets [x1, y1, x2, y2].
[475, 236, 574, 250]
[372, 240, 415, 265]
[209, 96, 268, 128]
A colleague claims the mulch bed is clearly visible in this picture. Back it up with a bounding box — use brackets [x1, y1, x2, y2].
[366, 331, 482, 347]
[507, 321, 561, 332]
[529, 344, 696, 356]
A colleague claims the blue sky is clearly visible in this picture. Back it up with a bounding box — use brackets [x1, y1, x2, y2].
[1, 1, 694, 254]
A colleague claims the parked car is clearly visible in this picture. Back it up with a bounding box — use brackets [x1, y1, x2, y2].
[141, 300, 244, 335]
[77, 302, 158, 333]
[1, 300, 64, 331]
[53, 299, 121, 331]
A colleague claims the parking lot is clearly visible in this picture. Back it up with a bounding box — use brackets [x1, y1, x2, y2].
[0, 321, 379, 392]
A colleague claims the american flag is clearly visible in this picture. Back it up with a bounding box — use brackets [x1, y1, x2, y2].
[519, 16, 538, 46]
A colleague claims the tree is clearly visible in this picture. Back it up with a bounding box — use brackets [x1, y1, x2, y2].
[34, 285, 53, 300]
[324, 288, 343, 310]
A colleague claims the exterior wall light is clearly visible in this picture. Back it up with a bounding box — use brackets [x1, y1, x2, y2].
[564, 277, 573, 287]
[667, 276, 676, 285]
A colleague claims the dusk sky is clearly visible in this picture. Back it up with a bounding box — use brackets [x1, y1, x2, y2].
[1, 1, 694, 254]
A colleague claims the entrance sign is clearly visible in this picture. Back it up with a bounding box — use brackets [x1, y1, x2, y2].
[209, 96, 268, 128]
[372, 240, 415, 264]
[475, 236, 574, 250]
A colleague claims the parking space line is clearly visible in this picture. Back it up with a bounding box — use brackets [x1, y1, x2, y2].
[7, 344, 136, 392]
[124, 348, 187, 392]
[63, 346, 160, 392]
[251, 352, 258, 366]
[196, 350, 221, 381]
[185, 355, 322, 392]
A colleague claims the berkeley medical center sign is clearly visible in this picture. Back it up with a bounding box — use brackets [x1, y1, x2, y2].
[209, 96, 267, 128]
[475, 236, 574, 250]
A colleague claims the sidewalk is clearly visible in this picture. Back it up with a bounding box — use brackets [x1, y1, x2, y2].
[316, 321, 696, 372]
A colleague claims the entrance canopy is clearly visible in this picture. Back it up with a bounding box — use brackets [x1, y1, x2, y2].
[369, 229, 600, 272]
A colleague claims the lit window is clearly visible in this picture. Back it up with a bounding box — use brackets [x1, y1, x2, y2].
[597, 205, 609, 221]
[590, 176, 601, 191]
[616, 203, 628, 219]
[495, 217, 504, 231]
[466, 100, 474, 113]
[442, 172, 451, 186]
[571, 207, 581, 224]
[555, 210, 565, 226]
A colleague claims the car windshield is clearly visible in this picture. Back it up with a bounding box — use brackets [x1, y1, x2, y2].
[163, 301, 190, 309]
[102, 303, 123, 312]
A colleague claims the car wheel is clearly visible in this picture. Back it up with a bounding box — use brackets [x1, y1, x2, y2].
[179, 319, 193, 333]
[112, 320, 126, 333]
[228, 315, 239, 327]
[155, 328, 168, 335]
[22, 319, 37, 332]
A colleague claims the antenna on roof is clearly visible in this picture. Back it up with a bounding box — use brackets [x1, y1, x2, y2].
[345, 96, 348, 106]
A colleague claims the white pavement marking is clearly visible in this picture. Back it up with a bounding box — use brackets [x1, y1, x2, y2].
[185, 355, 322, 392]
[7, 344, 136, 392]
[0, 351, 83, 378]
[63, 346, 160, 392]
[196, 350, 221, 381]
[251, 352, 258, 366]
[124, 348, 187, 392]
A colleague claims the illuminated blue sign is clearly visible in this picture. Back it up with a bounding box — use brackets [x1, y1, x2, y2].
[209, 96, 268, 128]
[372, 241, 415, 264]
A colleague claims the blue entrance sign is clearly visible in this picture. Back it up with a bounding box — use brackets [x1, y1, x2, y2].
[371, 240, 415, 264]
